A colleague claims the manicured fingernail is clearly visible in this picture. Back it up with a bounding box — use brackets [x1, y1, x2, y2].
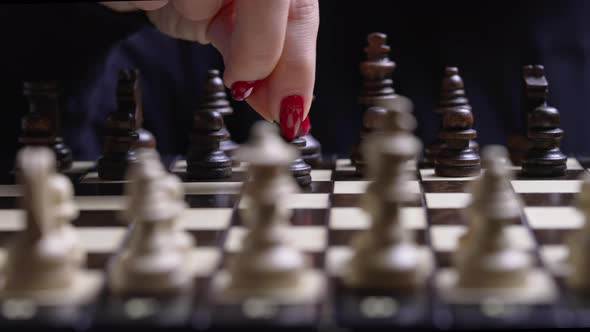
[279, 95, 304, 141]
[299, 116, 311, 136]
[230, 80, 256, 101]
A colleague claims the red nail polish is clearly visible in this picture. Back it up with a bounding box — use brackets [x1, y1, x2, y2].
[230, 81, 256, 101]
[299, 116, 311, 136]
[279, 95, 304, 141]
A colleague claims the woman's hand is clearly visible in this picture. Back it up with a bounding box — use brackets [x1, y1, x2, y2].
[103, 0, 319, 140]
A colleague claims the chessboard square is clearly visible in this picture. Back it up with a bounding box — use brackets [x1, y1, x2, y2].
[183, 182, 242, 195]
[333, 181, 420, 194]
[74, 196, 125, 210]
[430, 225, 535, 252]
[311, 170, 332, 182]
[425, 193, 471, 209]
[239, 193, 329, 209]
[191, 248, 222, 277]
[70, 160, 95, 171]
[180, 208, 233, 230]
[420, 169, 481, 181]
[81, 172, 128, 184]
[0, 185, 21, 197]
[329, 207, 426, 230]
[76, 227, 125, 253]
[224, 226, 326, 252]
[0, 210, 23, 230]
[524, 207, 583, 229]
[511, 180, 582, 193]
[567, 158, 583, 170]
[336, 159, 355, 172]
[539, 245, 570, 277]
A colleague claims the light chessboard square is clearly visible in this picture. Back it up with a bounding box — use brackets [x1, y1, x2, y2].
[80, 172, 128, 184]
[430, 225, 535, 252]
[310, 170, 332, 182]
[224, 225, 326, 252]
[511, 180, 582, 193]
[567, 158, 583, 170]
[76, 227, 126, 253]
[425, 193, 471, 209]
[329, 207, 426, 230]
[0, 185, 21, 197]
[183, 182, 242, 195]
[74, 196, 125, 210]
[524, 207, 584, 229]
[239, 193, 329, 209]
[180, 208, 233, 230]
[420, 169, 481, 182]
[539, 245, 570, 277]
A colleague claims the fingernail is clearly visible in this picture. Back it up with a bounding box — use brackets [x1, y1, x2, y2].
[279, 95, 304, 141]
[299, 116, 311, 136]
[230, 80, 257, 101]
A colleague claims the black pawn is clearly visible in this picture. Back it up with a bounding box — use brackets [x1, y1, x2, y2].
[97, 70, 139, 180]
[288, 136, 312, 187]
[424, 67, 474, 166]
[132, 71, 156, 150]
[186, 94, 232, 180]
[20, 81, 72, 171]
[521, 104, 567, 177]
[301, 133, 322, 167]
[352, 32, 397, 170]
[201, 70, 239, 166]
[352, 106, 388, 175]
[435, 106, 480, 177]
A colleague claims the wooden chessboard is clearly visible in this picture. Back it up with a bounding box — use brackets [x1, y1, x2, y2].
[0, 156, 590, 330]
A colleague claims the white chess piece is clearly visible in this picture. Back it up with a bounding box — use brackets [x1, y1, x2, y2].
[109, 149, 195, 294]
[567, 173, 590, 289]
[455, 145, 532, 288]
[345, 109, 431, 289]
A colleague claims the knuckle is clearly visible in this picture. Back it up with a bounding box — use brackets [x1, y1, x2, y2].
[289, 0, 319, 21]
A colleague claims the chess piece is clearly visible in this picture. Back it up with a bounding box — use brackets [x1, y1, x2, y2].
[20, 81, 72, 171]
[301, 133, 322, 167]
[345, 109, 431, 289]
[567, 173, 590, 290]
[186, 73, 233, 180]
[97, 69, 140, 180]
[455, 146, 532, 288]
[434, 105, 481, 177]
[351, 106, 388, 175]
[2, 147, 99, 304]
[201, 69, 239, 166]
[352, 32, 397, 172]
[521, 103, 567, 177]
[109, 149, 195, 294]
[424, 67, 477, 165]
[132, 71, 156, 149]
[288, 136, 312, 187]
[222, 122, 318, 299]
[509, 65, 548, 165]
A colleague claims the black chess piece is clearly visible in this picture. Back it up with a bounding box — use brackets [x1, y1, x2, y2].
[424, 67, 475, 166]
[508, 65, 548, 165]
[186, 80, 232, 180]
[201, 69, 239, 166]
[435, 106, 481, 177]
[301, 133, 322, 167]
[352, 32, 397, 173]
[20, 81, 72, 171]
[97, 70, 139, 180]
[521, 104, 567, 177]
[288, 136, 312, 187]
[351, 106, 388, 175]
[132, 71, 156, 150]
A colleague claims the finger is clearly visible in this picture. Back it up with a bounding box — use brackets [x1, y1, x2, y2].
[146, 2, 211, 42]
[247, 0, 319, 140]
[130, 0, 169, 11]
[172, 0, 223, 21]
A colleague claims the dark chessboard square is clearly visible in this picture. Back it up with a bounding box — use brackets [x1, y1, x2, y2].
[187, 230, 226, 247]
[234, 209, 328, 227]
[422, 181, 471, 193]
[75, 183, 125, 196]
[74, 211, 123, 227]
[520, 193, 575, 207]
[177, 171, 247, 183]
[514, 169, 585, 180]
[332, 194, 421, 208]
[428, 209, 467, 226]
[221, 252, 324, 270]
[333, 170, 363, 181]
[0, 197, 18, 209]
[532, 229, 575, 245]
[185, 194, 238, 208]
[299, 181, 333, 194]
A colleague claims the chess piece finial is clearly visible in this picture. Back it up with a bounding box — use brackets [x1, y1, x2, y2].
[20, 81, 73, 170]
[110, 148, 195, 294]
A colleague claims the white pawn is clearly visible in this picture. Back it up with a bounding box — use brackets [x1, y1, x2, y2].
[345, 109, 431, 289]
[109, 149, 195, 294]
[455, 145, 531, 288]
[567, 173, 590, 290]
[2, 147, 99, 305]
[218, 122, 321, 302]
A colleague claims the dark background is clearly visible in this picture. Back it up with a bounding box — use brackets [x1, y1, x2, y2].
[2, 1, 590, 163]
